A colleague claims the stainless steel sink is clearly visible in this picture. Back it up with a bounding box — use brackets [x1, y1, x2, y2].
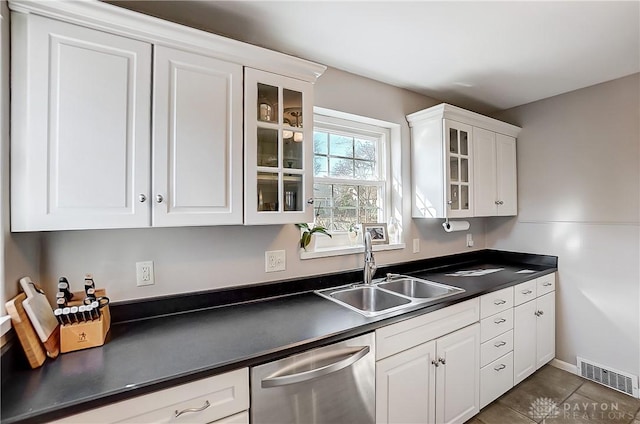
[326, 286, 411, 316]
[315, 275, 465, 317]
[377, 278, 464, 300]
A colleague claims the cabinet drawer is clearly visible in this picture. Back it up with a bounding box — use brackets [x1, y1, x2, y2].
[51, 368, 249, 424]
[514, 280, 537, 306]
[480, 351, 514, 409]
[376, 298, 479, 360]
[480, 287, 513, 319]
[481, 329, 513, 367]
[537, 273, 556, 296]
[480, 309, 513, 343]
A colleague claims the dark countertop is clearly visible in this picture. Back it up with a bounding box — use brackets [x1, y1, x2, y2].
[1, 249, 557, 423]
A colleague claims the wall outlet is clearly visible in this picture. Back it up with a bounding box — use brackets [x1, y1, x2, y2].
[466, 233, 474, 247]
[413, 238, 420, 254]
[136, 261, 155, 286]
[265, 250, 286, 272]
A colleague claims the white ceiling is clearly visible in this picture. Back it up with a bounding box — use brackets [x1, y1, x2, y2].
[111, 1, 640, 113]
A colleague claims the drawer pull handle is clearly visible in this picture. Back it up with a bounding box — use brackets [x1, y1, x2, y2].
[493, 299, 506, 305]
[175, 400, 210, 418]
[494, 364, 506, 372]
[522, 290, 532, 295]
[494, 341, 507, 347]
[494, 318, 507, 324]
[543, 282, 553, 287]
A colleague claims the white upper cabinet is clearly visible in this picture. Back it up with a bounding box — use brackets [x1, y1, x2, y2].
[11, 14, 152, 231]
[244, 68, 314, 225]
[9, 0, 325, 231]
[407, 104, 521, 219]
[153, 46, 243, 227]
[474, 129, 517, 216]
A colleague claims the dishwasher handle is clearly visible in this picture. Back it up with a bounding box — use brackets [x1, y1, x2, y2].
[261, 346, 370, 388]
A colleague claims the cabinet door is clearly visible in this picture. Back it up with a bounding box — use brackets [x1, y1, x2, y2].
[376, 341, 436, 424]
[153, 46, 243, 226]
[244, 68, 314, 225]
[444, 120, 473, 218]
[435, 323, 480, 424]
[536, 292, 556, 369]
[513, 300, 537, 385]
[472, 127, 497, 217]
[12, 14, 151, 231]
[495, 134, 517, 216]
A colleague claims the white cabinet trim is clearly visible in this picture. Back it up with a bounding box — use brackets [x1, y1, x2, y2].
[8, 0, 326, 83]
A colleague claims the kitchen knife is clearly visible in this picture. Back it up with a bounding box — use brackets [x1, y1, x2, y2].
[19, 277, 60, 358]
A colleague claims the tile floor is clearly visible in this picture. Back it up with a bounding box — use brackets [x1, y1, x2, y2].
[468, 365, 640, 424]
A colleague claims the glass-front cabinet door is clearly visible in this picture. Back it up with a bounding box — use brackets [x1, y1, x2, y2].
[444, 119, 473, 218]
[245, 68, 314, 224]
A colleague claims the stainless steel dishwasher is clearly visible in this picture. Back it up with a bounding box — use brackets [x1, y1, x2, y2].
[251, 332, 375, 424]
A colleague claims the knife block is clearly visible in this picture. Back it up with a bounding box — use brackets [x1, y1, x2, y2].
[60, 288, 111, 353]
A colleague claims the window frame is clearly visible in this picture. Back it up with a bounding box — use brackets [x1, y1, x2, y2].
[301, 107, 402, 258]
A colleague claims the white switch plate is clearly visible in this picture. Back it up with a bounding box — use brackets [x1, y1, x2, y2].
[265, 250, 286, 272]
[136, 261, 155, 286]
[466, 233, 474, 247]
[413, 238, 420, 254]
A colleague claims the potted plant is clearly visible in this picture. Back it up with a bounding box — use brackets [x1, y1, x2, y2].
[296, 223, 332, 251]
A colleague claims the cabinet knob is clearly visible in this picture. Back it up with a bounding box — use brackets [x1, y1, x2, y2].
[138, 194, 147, 203]
[447, 200, 453, 205]
[156, 194, 164, 204]
[431, 359, 439, 367]
[438, 357, 446, 365]
[307, 198, 314, 205]
[495, 200, 500, 205]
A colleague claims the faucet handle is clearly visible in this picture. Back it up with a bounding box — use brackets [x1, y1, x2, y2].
[386, 273, 400, 281]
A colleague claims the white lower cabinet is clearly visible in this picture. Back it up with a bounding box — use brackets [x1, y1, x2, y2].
[480, 352, 514, 408]
[50, 368, 249, 424]
[375, 299, 481, 424]
[478, 288, 515, 409]
[513, 273, 556, 385]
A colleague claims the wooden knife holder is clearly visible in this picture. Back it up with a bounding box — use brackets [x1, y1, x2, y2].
[60, 288, 111, 353]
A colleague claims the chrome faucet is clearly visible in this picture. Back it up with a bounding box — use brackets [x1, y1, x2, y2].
[363, 231, 377, 285]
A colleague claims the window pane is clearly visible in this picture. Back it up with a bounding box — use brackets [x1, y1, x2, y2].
[355, 138, 376, 160]
[359, 207, 379, 224]
[333, 185, 358, 207]
[314, 132, 328, 154]
[358, 185, 379, 208]
[314, 207, 331, 229]
[355, 160, 375, 179]
[329, 157, 354, 178]
[314, 156, 328, 177]
[314, 183, 333, 198]
[333, 208, 357, 231]
[329, 134, 353, 157]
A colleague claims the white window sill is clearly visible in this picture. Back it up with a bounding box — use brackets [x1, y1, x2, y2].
[300, 242, 405, 260]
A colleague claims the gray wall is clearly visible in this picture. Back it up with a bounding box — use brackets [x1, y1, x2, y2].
[489, 73, 640, 376]
[6, 67, 486, 304]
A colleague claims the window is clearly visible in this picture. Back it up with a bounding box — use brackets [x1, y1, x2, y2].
[312, 110, 391, 233]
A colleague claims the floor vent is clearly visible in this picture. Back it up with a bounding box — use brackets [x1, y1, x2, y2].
[577, 357, 639, 398]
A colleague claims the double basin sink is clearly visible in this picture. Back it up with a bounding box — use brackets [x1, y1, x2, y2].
[316, 274, 465, 317]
